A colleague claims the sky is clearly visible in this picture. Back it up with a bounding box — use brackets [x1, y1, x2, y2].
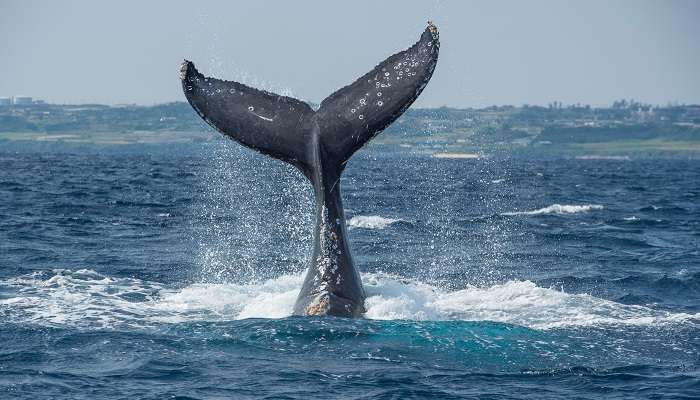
[1, 0, 699, 108]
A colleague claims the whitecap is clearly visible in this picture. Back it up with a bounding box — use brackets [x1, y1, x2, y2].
[503, 204, 604, 216]
[347, 215, 401, 230]
[576, 155, 631, 161]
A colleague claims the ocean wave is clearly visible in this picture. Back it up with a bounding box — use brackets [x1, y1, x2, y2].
[431, 152, 481, 159]
[1, 269, 697, 331]
[503, 204, 604, 216]
[575, 155, 631, 161]
[347, 215, 400, 229]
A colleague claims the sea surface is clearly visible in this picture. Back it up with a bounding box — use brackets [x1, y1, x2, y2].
[1, 139, 699, 399]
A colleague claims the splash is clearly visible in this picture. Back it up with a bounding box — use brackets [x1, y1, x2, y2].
[2, 269, 697, 331]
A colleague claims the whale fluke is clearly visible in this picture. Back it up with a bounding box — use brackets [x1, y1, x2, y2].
[181, 23, 439, 317]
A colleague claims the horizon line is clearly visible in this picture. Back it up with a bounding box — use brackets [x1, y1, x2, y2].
[3, 99, 699, 109]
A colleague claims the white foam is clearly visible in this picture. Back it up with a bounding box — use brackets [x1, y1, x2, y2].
[152, 274, 301, 320]
[431, 152, 481, 159]
[347, 215, 400, 230]
[576, 155, 631, 161]
[503, 204, 604, 216]
[2, 269, 697, 331]
[363, 275, 697, 329]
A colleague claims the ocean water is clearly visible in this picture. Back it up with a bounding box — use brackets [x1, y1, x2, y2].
[1, 140, 699, 399]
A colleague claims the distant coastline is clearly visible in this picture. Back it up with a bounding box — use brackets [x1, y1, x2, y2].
[1, 101, 699, 153]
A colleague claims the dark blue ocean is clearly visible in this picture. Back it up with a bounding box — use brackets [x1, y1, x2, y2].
[1, 139, 699, 399]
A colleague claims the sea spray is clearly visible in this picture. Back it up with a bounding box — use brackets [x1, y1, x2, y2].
[192, 140, 313, 284]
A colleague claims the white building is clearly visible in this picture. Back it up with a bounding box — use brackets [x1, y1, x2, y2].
[13, 96, 33, 105]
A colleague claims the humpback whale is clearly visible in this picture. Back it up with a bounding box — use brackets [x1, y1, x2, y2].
[180, 23, 440, 317]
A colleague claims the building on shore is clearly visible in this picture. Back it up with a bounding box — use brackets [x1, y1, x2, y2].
[13, 96, 33, 105]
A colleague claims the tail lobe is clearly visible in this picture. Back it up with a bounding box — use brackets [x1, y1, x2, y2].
[180, 61, 316, 173]
[315, 24, 440, 167]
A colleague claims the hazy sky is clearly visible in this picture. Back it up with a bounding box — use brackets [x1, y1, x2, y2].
[1, 0, 698, 107]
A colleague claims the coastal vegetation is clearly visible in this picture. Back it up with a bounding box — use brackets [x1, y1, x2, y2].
[1, 101, 699, 153]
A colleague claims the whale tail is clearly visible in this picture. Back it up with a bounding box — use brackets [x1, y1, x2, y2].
[180, 23, 439, 178]
[181, 23, 439, 317]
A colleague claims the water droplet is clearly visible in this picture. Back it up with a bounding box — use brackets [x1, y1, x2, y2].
[381, 84, 386, 88]
[377, 92, 382, 97]
[358, 114, 364, 120]
[405, 68, 410, 72]
[428, 41, 432, 46]
[359, 98, 366, 105]
[187, 86, 192, 91]
[351, 108, 356, 113]
[375, 82, 380, 88]
[248, 106, 254, 111]
[216, 89, 221, 93]
[377, 101, 383, 106]
[229, 88, 236, 94]
[384, 72, 390, 76]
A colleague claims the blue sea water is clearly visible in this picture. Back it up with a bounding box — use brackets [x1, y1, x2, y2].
[1, 140, 699, 399]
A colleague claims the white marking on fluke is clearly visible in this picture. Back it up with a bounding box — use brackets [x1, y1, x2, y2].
[252, 113, 274, 122]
